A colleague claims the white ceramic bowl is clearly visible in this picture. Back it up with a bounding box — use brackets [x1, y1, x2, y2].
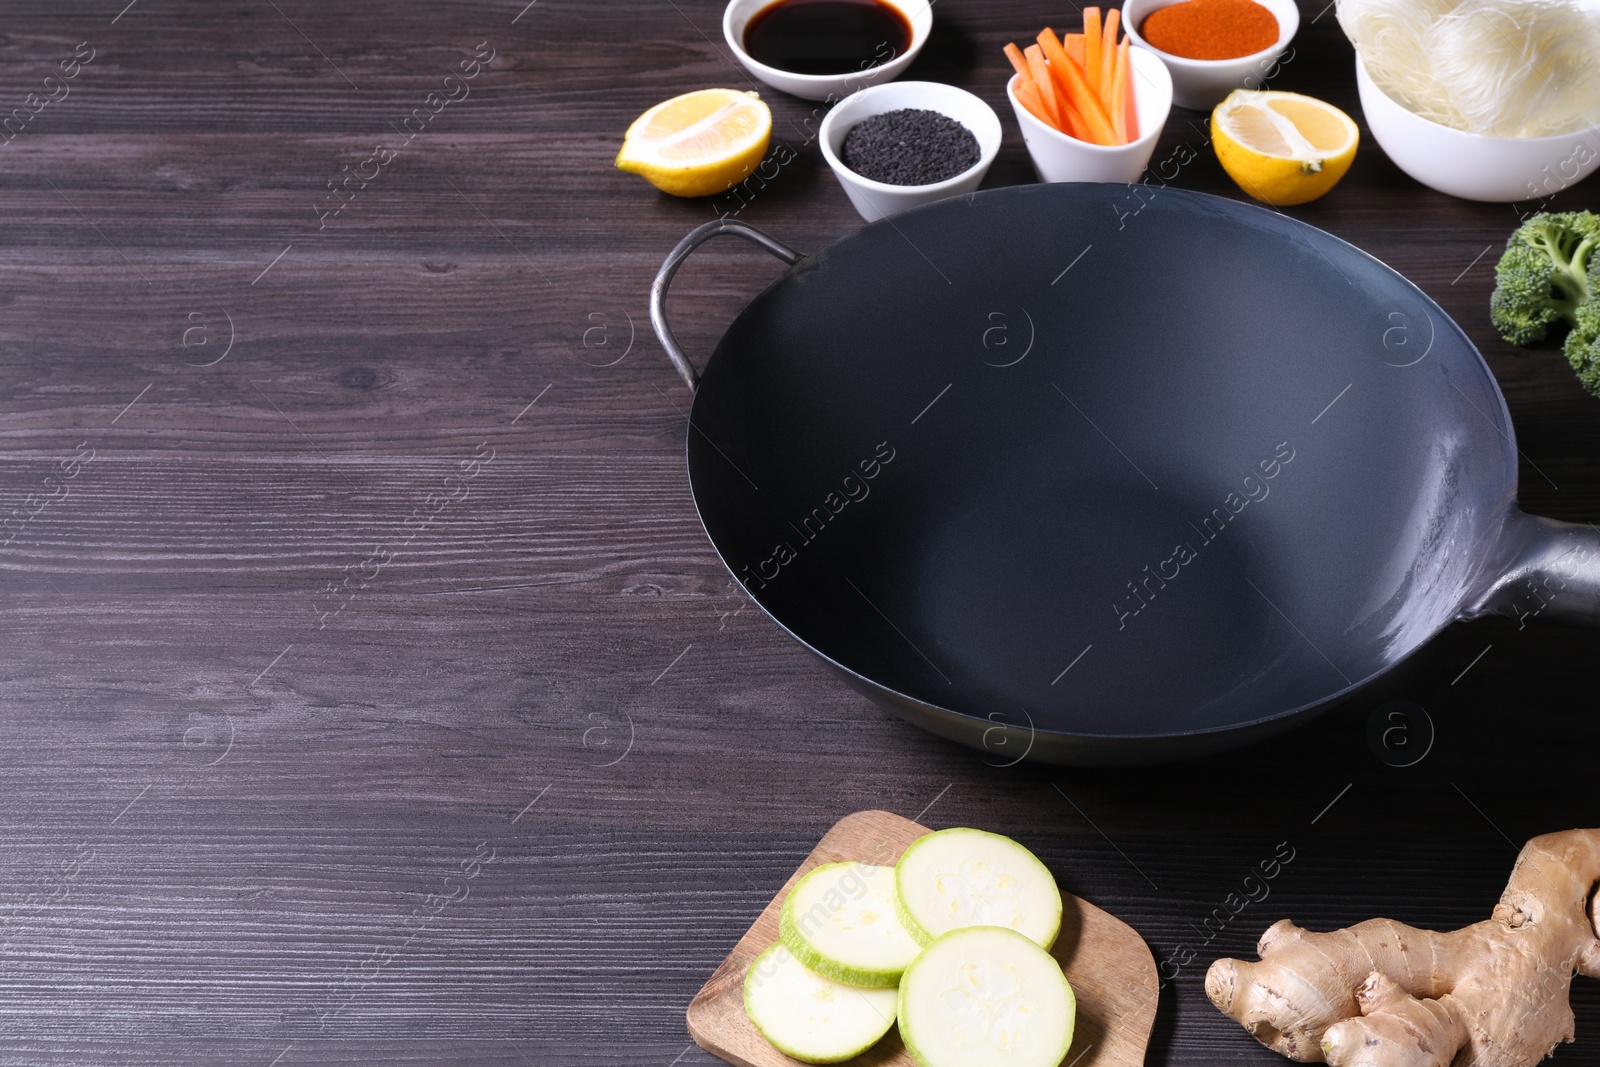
[819, 81, 1002, 222]
[1356, 56, 1600, 203]
[1005, 46, 1173, 185]
[723, 0, 933, 102]
[1122, 0, 1298, 111]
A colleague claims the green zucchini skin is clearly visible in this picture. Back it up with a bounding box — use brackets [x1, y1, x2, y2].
[895, 879, 935, 948]
[743, 942, 898, 1063]
[779, 861, 921, 988]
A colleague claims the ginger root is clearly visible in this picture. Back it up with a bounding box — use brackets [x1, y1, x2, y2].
[1207, 830, 1600, 1067]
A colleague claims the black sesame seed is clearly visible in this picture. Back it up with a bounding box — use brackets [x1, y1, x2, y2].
[840, 108, 981, 187]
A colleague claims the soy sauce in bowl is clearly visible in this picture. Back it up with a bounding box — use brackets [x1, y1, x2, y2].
[743, 0, 913, 76]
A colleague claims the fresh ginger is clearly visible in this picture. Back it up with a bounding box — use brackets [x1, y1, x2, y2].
[1207, 830, 1600, 1067]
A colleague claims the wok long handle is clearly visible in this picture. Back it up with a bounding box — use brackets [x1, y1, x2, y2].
[1468, 511, 1600, 627]
[650, 219, 805, 393]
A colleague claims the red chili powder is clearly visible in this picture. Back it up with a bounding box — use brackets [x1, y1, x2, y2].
[1140, 0, 1279, 61]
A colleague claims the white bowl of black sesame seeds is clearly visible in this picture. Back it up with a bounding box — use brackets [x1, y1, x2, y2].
[819, 81, 1003, 222]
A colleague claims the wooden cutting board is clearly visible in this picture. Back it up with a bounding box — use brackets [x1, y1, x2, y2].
[687, 810, 1160, 1067]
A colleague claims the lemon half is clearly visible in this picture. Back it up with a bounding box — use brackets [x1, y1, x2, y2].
[616, 88, 771, 198]
[1211, 90, 1359, 206]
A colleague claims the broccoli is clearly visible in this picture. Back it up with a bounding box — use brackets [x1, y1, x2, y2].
[1564, 296, 1600, 396]
[1490, 211, 1599, 345]
[1489, 211, 1600, 397]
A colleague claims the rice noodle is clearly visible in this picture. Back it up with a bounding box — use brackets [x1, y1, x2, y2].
[1337, 0, 1600, 137]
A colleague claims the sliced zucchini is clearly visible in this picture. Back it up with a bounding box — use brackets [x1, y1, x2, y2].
[779, 861, 922, 988]
[898, 926, 1076, 1067]
[895, 827, 1062, 949]
[743, 942, 898, 1063]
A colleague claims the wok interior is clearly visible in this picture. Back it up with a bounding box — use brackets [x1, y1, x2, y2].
[691, 186, 1518, 737]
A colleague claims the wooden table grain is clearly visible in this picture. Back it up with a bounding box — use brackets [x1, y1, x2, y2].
[0, 1, 1596, 1064]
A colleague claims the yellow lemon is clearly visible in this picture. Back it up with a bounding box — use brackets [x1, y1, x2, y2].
[1211, 90, 1359, 206]
[616, 88, 772, 198]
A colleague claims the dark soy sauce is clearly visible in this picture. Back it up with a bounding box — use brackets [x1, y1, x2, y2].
[743, 0, 913, 76]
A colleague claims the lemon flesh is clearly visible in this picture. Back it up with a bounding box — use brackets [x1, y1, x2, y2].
[616, 88, 771, 198]
[1211, 90, 1359, 206]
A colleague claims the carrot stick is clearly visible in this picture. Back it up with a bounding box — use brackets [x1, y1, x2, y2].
[1065, 33, 1087, 71]
[1083, 7, 1102, 100]
[1037, 28, 1117, 145]
[1013, 78, 1057, 128]
[1003, 42, 1030, 80]
[1024, 42, 1088, 136]
[1022, 44, 1065, 131]
[1109, 38, 1128, 144]
[1028, 44, 1091, 140]
[1061, 102, 1092, 141]
[1051, 79, 1093, 142]
[1121, 38, 1139, 141]
[1100, 8, 1121, 108]
[1006, 43, 1058, 129]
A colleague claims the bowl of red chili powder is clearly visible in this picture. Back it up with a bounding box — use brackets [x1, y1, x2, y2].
[1123, 0, 1299, 110]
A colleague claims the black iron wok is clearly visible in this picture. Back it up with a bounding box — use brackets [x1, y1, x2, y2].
[650, 184, 1600, 766]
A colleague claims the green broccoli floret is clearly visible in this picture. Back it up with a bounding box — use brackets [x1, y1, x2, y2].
[1564, 290, 1600, 397]
[1489, 211, 1600, 346]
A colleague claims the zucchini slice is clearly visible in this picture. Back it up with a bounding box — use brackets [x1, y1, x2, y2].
[779, 861, 922, 987]
[898, 926, 1076, 1067]
[743, 942, 898, 1063]
[895, 828, 1062, 949]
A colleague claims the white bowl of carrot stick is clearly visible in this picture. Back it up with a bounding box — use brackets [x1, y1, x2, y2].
[1003, 12, 1173, 185]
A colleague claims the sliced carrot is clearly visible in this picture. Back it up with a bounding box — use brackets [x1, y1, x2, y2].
[1057, 95, 1092, 141]
[1121, 38, 1139, 141]
[1044, 67, 1093, 143]
[1005, 43, 1057, 129]
[1022, 44, 1065, 131]
[1083, 7, 1102, 100]
[1003, 41, 1030, 80]
[1100, 8, 1121, 110]
[1065, 33, 1087, 71]
[1109, 37, 1128, 144]
[1024, 43, 1086, 139]
[1013, 78, 1056, 128]
[1037, 28, 1117, 145]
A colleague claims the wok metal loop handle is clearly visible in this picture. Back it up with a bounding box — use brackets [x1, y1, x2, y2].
[1469, 512, 1600, 628]
[650, 219, 805, 394]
